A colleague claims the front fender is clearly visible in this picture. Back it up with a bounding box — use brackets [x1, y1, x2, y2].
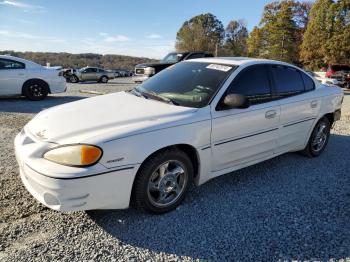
[98, 118, 212, 185]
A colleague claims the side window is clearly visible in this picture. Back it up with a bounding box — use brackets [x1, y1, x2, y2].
[84, 68, 97, 73]
[271, 65, 304, 96]
[186, 53, 205, 60]
[301, 72, 315, 91]
[0, 58, 25, 70]
[226, 65, 272, 105]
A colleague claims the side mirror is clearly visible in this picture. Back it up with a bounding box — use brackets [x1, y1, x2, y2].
[218, 93, 250, 110]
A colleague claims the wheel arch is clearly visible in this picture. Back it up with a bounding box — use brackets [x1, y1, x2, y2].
[324, 112, 335, 127]
[100, 75, 109, 80]
[130, 143, 200, 204]
[22, 78, 51, 94]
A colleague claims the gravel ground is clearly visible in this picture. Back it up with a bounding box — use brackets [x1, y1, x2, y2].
[0, 79, 349, 261]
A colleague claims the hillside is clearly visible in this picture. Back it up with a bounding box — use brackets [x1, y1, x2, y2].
[0, 51, 158, 70]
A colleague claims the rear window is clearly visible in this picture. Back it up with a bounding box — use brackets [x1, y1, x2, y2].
[271, 65, 305, 94]
[301, 73, 315, 91]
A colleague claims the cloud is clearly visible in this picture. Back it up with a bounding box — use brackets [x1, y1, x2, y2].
[0, 0, 45, 12]
[0, 29, 67, 45]
[0, 29, 39, 39]
[99, 33, 130, 43]
[104, 35, 130, 42]
[145, 34, 162, 39]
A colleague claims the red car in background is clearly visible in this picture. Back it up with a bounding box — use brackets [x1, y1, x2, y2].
[326, 64, 350, 88]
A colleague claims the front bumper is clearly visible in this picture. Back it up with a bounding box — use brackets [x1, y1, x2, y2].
[15, 131, 139, 212]
[132, 75, 150, 83]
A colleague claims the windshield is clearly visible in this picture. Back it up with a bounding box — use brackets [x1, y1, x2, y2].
[135, 62, 235, 108]
[161, 53, 183, 63]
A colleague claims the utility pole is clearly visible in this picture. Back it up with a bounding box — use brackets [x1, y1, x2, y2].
[215, 42, 218, 57]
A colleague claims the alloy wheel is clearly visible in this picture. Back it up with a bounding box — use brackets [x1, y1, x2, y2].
[311, 122, 328, 152]
[147, 160, 188, 207]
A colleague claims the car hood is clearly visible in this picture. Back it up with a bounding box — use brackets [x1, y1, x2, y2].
[25, 92, 199, 144]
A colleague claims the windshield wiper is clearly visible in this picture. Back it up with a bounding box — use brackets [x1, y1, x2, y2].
[128, 88, 147, 98]
[142, 90, 179, 105]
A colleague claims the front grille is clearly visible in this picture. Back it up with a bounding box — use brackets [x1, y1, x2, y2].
[135, 68, 145, 75]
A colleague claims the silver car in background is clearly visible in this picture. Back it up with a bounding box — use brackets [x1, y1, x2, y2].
[69, 66, 114, 83]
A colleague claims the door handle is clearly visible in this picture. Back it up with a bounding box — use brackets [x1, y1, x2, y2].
[265, 110, 277, 119]
[311, 100, 318, 108]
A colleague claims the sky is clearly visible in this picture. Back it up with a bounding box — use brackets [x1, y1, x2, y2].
[0, 0, 272, 59]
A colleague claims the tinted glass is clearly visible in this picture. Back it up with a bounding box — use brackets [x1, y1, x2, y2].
[331, 65, 350, 72]
[301, 72, 315, 91]
[271, 65, 304, 94]
[136, 62, 235, 108]
[187, 53, 205, 59]
[0, 58, 25, 70]
[226, 65, 271, 104]
[84, 68, 97, 73]
[161, 53, 184, 63]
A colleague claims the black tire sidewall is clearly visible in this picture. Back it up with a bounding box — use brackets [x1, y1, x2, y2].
[101, 76, 108, 83]
[308, 117, 331, 157]
[70, 75, 79, 83]
[133, 150, 193, 214]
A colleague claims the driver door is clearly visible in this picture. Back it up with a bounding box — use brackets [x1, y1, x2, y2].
[81, 68, 97, 81]
[211, 64, 280, 172]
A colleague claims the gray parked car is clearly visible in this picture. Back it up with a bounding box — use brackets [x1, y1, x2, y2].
[69, 67, 114, 83]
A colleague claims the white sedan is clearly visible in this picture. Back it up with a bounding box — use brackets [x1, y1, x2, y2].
[15, 57, 343, 214]
[0, 55, 66, 100]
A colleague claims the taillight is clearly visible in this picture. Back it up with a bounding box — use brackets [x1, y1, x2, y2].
[325, 70, 334, 78]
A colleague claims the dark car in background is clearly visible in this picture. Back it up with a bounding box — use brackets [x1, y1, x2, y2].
[114, 69, 133, 77]
[133, 51, 213, 83]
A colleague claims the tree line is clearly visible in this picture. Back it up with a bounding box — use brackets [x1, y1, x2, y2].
[0, 51, 157, 70]
[175, 0, 350, 70]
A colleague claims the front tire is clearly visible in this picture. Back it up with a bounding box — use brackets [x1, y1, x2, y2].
[133, 149, 193, 214]
[69, 75, 79, 83]
[100, 76, 108, 83]
[23, 80, 49, 101]
[301, 117, 330, 157]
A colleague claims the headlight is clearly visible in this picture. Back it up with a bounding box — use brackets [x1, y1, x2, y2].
[43, 144, 103, 167]
[144, 67, 155, 76]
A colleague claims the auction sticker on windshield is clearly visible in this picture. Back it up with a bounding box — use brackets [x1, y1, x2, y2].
[206, 64, 232, 72]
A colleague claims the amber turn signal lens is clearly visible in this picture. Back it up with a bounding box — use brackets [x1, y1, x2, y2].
[81, 145, 102, 165]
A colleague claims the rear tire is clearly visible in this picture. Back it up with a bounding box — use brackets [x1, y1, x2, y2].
[23, 80, 49, 101]
[133, 149, 193, 214]
[301, 117, 330, 157]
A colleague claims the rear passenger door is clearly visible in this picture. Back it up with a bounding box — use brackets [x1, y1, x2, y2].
[270, 65, 319, 153]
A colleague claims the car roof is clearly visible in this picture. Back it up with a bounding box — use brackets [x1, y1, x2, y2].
[186, 57, 295, 67]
